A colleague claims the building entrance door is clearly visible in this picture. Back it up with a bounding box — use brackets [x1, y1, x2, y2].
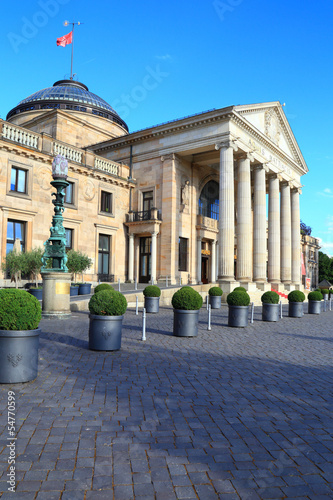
[201, 256, 209, 284]
[139, 237, 151, 283]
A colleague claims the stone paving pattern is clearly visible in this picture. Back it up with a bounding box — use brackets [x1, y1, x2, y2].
[0, 304, 332, 499]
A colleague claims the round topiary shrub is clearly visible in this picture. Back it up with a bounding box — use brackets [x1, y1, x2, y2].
[329, 289, 333, 294]
[0, 289, 42, 330]
[288, 290, 305, 302]
[89, 290, 127, 316]
[143, 285, 161, 297]
[321, 289, 329, 295]
[227, 291, 250, 306]
[172, 287, 203, 310]
[308, 291, 323, 301]
[94, 283, 115, 294]
[233, 286, 247, 293]
[261, 291, 280, 304]
[208, 286, 222, 296]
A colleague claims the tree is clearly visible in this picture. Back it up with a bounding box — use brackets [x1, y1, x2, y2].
[67, 250, 93, 283]
[300, 220, 312, 236]
[318, 251, 333, 284]
[1, 251, 24, 288]
[23, 248, 43, 288]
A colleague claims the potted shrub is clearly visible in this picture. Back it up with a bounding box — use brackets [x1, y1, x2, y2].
[0, 289, 42, 383]
[70, 283, 79, 296]
[143, 285, 161, 313]
[172, 287, 203, 337]
[67, 250, 93, 295]
[321, 288, 329, 301]
[1, 250, 24, 288]
[308, 291, 323, 314]
[261, 291, 280, 322]
[23, 248, 43, 300]
[208, 286, 222, 309]
[227, 290, 250, 327]
[94, 283, 115, 294]
[233, 286, 247, 293]
[288, 290, 305, 318]
[88, 289, 127, 351]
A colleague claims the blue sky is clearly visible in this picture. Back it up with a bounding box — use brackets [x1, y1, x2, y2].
[1, 0, 333, 255]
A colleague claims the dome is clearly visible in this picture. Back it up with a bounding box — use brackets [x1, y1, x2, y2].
[6, 80, 128, 132]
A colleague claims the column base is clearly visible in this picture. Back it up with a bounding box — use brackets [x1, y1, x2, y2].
[218, 280, 240, 294]
[283, 283, 295, 291]
[255, 282, 271, 292]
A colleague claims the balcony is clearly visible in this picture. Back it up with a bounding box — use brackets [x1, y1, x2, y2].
[197, 214, 218, 231]
[126, 208, 162, 223]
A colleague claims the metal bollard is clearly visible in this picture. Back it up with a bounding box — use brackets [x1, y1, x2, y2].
[251, 302, 254, 323]
[206, 295, 209, 311]
[152, 277, 154, 286]
[142, 308, 146, 341]
[166, 276, 168, 288]
[118, 279, 121, 292]
[208, 304, 211, 331]
[135, 278, 137, 291]
[136, 296, 138, 315]
[330, 298, 332, 311]
[179, 276, 182, 286]
[280, 301, 283, 319]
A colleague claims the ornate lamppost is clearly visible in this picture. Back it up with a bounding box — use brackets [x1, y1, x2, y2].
[41, 155, 72, 318]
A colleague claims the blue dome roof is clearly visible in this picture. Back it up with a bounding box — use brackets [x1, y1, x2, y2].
[6, 80, 128, 131]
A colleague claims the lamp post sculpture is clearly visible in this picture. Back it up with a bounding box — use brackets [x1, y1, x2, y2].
[41, 155, 72, 318]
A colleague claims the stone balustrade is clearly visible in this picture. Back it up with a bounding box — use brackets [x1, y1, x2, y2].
[2, 122, 39, 149]
[94, 157, 119, 176]
[53, 142, 82, 163]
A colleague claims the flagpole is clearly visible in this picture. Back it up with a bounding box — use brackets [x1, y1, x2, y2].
[63, 21, 83, 80]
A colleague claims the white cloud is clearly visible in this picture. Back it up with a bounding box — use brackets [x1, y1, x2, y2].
[317, 189, 333, 198]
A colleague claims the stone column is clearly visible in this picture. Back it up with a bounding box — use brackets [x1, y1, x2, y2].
[216, 241, 219, 281]
[197, 237, 202, 284]
[268, 175, 281, 283]
[211, 240, 216, 283]
[280, 182, 292, 283]
[236, 154, 252, 282]
[128, 233, 134, 282]
[291, 188, 301, 285]
[253, 165, 267, 282]
[161, 154, 178, 284]
[216, 140, 236, 281]
[151, 231, 157, 283]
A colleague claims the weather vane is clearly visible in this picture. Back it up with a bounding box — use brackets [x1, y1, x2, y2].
[56, 21, 83, 80]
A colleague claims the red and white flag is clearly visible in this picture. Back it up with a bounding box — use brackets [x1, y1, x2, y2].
[56, 31, 73, 47]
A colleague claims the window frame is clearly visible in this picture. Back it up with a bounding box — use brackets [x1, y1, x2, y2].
[7, 163, 33, 200]
[64, 228, 73, 250]
[6, 219, 26, 254]
[98, 187, 115, 218]
[178, 237, 188, 272]
[63, 178, 78, 210]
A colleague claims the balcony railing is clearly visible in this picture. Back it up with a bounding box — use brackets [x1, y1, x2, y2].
[2, 123, 39, 149]
[197, 214, 218, 230]
[53, 142, 82, 163]
[94, 158, 119, 176]
[126, 209, 162, 223]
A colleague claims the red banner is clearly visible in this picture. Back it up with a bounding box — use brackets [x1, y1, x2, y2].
[56, 31, 73, 47]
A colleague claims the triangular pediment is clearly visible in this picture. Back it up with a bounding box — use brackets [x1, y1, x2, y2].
[234, 102, 308, 173]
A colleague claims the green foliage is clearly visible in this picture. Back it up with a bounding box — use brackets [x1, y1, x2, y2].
[321, 289, 329, 294]
[0, 289, 42, 330]
[94, 283, 115, 294]
[329, 289, 333, 294]
[288, 290, 305, 302]
[1, 251, 25, 288]
[233, 286, 247, 293]
[143, 285, 161, 297]
[208, 286, 222, 296]
[261, 291, 280, 304]
[66, 250, 93, 282]
[23, 248, 43, 288]
[227, 291, 250, 306]
[172, 287, 203, 310]
[89, 290, 127, 316]
[308, 291, 323, 301]
[318, 251, 333, 284]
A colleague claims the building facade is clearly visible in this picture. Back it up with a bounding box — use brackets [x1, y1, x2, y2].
[0, 79, 312, 291]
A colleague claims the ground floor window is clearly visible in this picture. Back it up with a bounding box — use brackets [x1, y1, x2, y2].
[6, 220, 26, 253]
[179, 237, 188, 271]
[139, 237, 151, 283]
[98, 234, 110, 275]
[65, 228, 73, 250]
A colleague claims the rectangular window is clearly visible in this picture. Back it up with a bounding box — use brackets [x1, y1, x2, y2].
[6, 220, 26, 253]
[10, 167, 27, 193]
[98, 234, 110, 275]
[64, 228, 73, 250]
[143, 191, 154, 212]
[101, 191, 112, 213]
[179, 237, 188, 272]
[64, 182, 74, 204]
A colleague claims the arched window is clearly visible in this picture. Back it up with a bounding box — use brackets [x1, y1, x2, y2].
[198, 181, 219, 220]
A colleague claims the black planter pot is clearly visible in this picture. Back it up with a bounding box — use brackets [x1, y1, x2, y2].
[173, 309, 199, 337]
[78, 283, 92, 295]
[288, 302, 304, 318]
[70, 286, 79, 297]
[144, 296, 159, 313]
[0, 329, 40, 383]
[209, 295, 221, 309]
[228, 305, 249, 327]
[308, 300, 322, 314]
[262, 303, 280, 322]
[89, 314, 123, 350]
[29, 288, 43, 300]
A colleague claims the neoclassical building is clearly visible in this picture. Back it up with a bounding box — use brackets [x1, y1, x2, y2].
[0, 79, 310, 291]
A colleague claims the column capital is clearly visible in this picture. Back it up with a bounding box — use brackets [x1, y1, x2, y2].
[238, 152, 255, 162]
[280, 180, 293, 188]
[160, 153, 176, 162]
[215, 139, 238, 152]
[291, 186, 302, 194]
[253, 162, 270, 173]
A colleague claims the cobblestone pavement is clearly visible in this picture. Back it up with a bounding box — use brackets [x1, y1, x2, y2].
[0, 304, 332, 499]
